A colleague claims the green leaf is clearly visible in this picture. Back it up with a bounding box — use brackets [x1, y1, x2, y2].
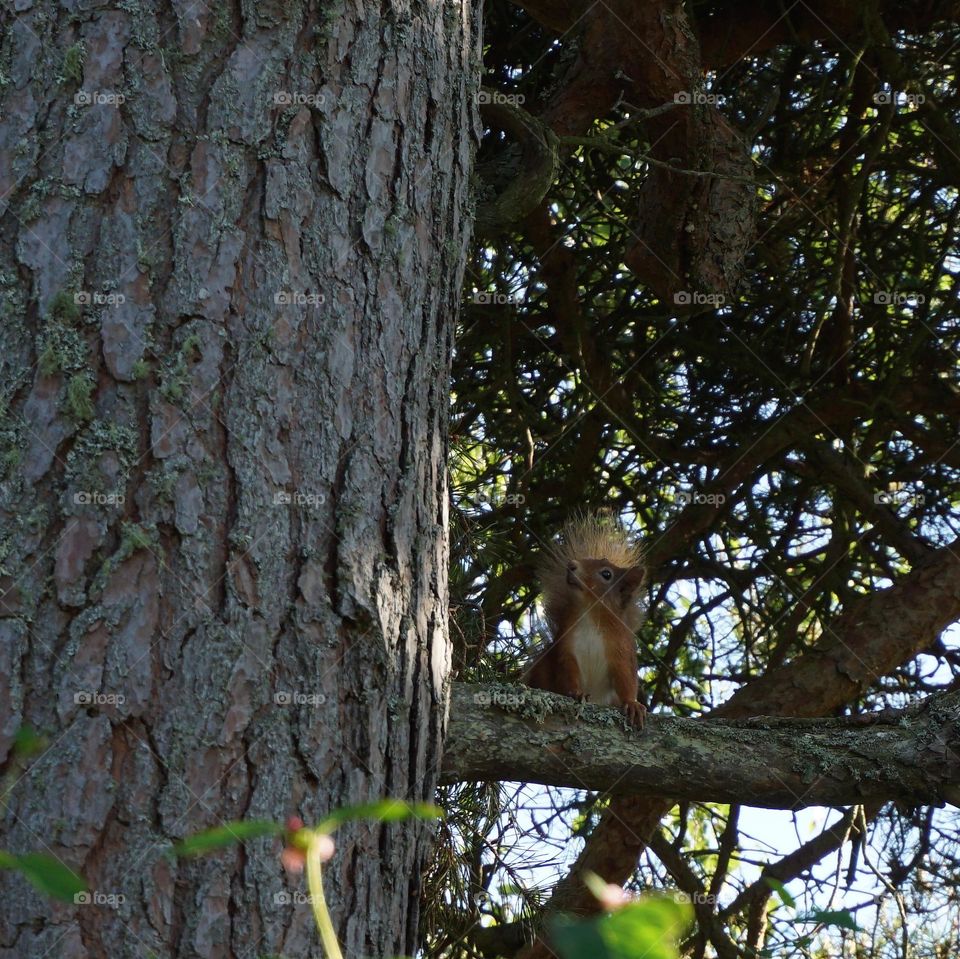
[316, 799, 442, 833]
[601, 896, 692, 959]
[173, 802, 439, 859]
[0, 851, 86, 901]
[172, 821, 284, 857]
[765, 876, 796, 909]
[550, 895, 692, 959]
[798, 908, 859, 931]
[548, 915, 610, 959]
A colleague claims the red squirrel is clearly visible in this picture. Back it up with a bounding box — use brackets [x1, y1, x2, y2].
[524, 512, 648, 728]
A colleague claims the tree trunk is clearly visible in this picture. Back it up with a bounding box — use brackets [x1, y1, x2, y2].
[0, 2, 478, 956]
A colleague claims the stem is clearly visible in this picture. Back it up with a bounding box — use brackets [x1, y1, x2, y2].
[307, 836, 342, 959]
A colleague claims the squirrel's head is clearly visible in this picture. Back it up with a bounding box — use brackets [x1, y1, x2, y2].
[565, 558, 646, 612]
[540, 511, 647, 629]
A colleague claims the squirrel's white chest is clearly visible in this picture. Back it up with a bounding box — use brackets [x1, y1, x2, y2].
[570, 618, 618, 705]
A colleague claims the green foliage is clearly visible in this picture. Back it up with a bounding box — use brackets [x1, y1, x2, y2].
[316, 799, 442, 833]
[0, 852, 85, 902]
[549, 895, 692, 959]
[181, 332, 202, 359]
[159, 331, 204, 403]
[764, 876, 796, 909]
[798, 908, 859, 932]
[174, 801, 442, 959]
[172, 821, 285, 857]
[0, 732, 83, 903]
[37, 338, 60, 376]
[47, 290, 81, 325]
[131, 358, 151, 380]
[173, 802, 442, 858]
[36, 324, 86, 377]
[12, 725, 46, 759]
[118, 521, 154, 553]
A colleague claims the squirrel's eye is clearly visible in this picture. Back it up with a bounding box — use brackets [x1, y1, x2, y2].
[600, 569, 613, 580]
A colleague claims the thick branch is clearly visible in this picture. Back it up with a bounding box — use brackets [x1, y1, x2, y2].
[717, 543, 960, 719]
[474, 91, 559, 237]
[442, 684, 960, 809]
[535, 0, 754, 301]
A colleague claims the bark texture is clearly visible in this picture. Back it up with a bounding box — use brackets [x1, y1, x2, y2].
[443, 684, 960, 808]
[0, 1, 478, 956]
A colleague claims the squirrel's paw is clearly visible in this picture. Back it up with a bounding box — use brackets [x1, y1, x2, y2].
[622, 700, 646, 730]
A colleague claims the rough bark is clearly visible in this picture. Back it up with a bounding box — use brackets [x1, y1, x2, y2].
[443, 684, 960, 808]
[0, 2, 478, 957]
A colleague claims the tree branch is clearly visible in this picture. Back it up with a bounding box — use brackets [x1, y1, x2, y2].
[474, 91, 559, 237]
[442, 684, 960, 809]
